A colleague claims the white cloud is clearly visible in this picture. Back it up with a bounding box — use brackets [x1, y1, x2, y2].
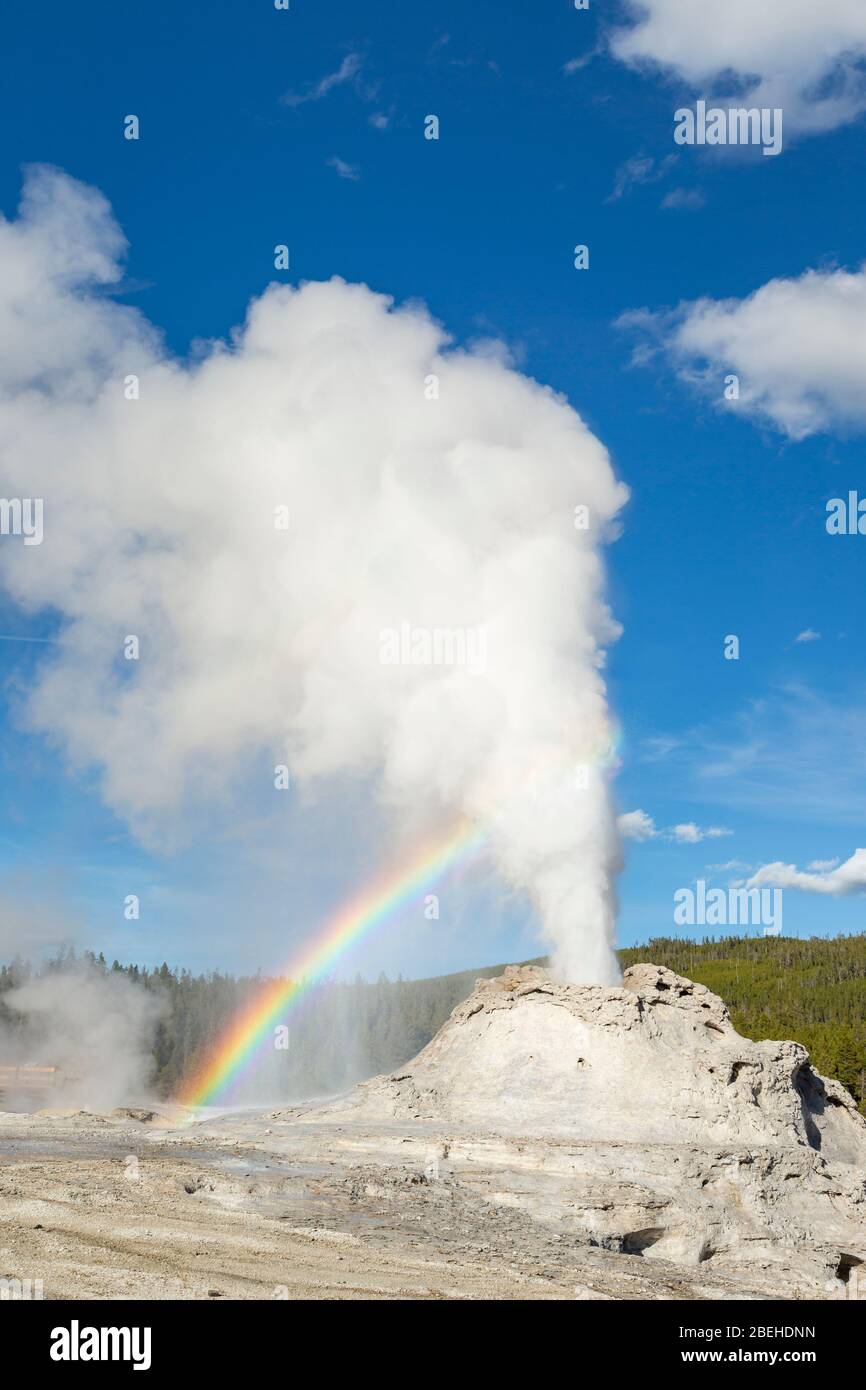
[807, 858, 840, 871]
[327, 157, 361, 182]
[672, 822, 731, 844]
[607, 154, 676, 203]
[671, 822, 701, 843]
[618, 811, 731, 844]
[0, 166, 630, 988]
[618, 809, 657, 840]
[748, 849, 866, 896]
[795, 629, 821, 643]
[608, 155, 655, 202]
[661, 187, 705, 211]
[610, 0, 866, 134]
[622, 262, 866, 440]
[281, 53, 365, 108]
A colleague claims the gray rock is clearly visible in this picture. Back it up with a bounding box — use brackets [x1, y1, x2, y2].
[319, 963, 866, 1293]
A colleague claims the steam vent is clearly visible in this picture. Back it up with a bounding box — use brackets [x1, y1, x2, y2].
[318, 964, 866, 1293]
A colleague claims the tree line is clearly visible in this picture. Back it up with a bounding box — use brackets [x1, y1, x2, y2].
[1, 933, 864, 1111]
[619, 934, 866, 1114]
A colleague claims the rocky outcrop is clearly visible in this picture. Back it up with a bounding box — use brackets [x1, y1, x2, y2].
[319, 963, 866, 1294]
[337, 963, 866, 1152]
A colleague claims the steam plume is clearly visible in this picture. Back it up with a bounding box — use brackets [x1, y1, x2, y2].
[1, 961, 164, 1111]
[0, 167, 628, 983]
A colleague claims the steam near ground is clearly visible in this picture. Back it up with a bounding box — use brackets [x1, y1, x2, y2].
[0, 164, 627, 994]
[0, 962, 164, 1111]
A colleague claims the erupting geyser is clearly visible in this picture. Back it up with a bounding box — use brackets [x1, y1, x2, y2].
[0, 166, 629, 982]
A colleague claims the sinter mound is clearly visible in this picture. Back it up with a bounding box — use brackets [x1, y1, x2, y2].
[321, 963, 866, 1287]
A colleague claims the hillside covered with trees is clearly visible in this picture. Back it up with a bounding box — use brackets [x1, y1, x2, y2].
[1, 934, 864, 1111]
[619, 935, 866, 1115]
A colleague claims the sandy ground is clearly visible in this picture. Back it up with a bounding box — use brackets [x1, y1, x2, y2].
[0, 1103, 820, 1301]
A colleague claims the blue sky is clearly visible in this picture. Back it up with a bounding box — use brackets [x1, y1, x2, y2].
[1, 1, 865, 979]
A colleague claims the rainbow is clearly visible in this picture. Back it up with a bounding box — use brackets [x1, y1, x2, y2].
[176, 821, 485, 1107]
[176, 718, 623, 1109]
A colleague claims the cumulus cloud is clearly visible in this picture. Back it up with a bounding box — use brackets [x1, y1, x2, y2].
[617, 809, 657, 841]
[610, 0, 866, 134]
[748, 849, 866, 896]
[671, 822, 731, 844]
[618, 811, 731, 844]
[796, 629, 821, 643]
[0, 166, 630, 986]
[621, 263, 866, 440]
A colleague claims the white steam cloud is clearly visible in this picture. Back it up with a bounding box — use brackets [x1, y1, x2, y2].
[1, 963, 164, 1111]
[0, 166, 629, 984]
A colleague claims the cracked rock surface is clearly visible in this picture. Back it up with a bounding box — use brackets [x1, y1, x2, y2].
[310, 963, 866, 1292]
